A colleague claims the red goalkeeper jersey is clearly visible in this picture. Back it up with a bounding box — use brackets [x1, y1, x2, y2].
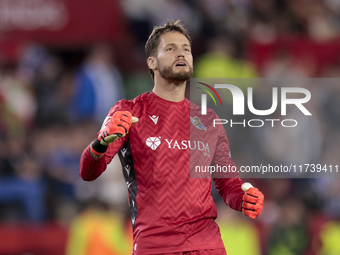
[80, 92, 244, 254]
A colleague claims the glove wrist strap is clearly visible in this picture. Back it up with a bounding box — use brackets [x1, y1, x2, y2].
[91, 139, 108, 154]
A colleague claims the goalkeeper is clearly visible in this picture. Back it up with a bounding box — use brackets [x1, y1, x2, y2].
[80, 20, 264, 255]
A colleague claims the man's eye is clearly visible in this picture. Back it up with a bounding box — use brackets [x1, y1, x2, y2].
[167, 48, 174, 51]
[184, 48, 190, 52]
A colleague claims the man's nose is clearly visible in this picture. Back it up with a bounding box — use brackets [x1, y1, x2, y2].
[176, 50, 185, 58]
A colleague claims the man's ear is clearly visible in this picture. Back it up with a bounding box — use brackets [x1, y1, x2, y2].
[147, 57, 157, 71]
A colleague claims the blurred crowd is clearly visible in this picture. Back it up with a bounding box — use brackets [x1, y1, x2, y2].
[1, 0, 340, 255]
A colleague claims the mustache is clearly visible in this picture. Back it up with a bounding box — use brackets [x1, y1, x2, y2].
[173, 60, 189, 66]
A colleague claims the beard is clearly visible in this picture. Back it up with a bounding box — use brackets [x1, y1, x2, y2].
[157, 60, 194, 81]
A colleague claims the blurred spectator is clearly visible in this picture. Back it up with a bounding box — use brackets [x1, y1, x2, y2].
[44, 126, 83, 217]
[66, 201, 132, 255]
[35, 123, 98, 222]
[0, 69, 36, 134]
[262, 51, 316, 78]
[306, 3, 338, 42]
[199, 0, 251, 37]
[267, 198, 308, 255]
[75, 154, 128, 207]
[0, 52, 44, 222]
[312, 169, 340, 219]
[321, 83, 340, 132]
[147, 0, 202, 39]
[16, 43, 49, 84]
[194, 36, 258, 79]
[13, 43, 73, 127]
[32, 56, 69, 126]
[216, 202, 261, 255]
[318, 220, 340, 255]
[0, 135, 46, 222]
[69, 44, 124, 124]
[120, 0, 152, 46]
[122, 0, 202, 39]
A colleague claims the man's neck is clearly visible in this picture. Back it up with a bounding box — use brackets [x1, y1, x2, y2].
[152, 77, 186, 102]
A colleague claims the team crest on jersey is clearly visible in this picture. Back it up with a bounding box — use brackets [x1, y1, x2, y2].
[190, 116, 207, 131]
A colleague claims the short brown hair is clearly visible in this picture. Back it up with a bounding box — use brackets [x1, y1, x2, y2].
[145, 20, 191, 80]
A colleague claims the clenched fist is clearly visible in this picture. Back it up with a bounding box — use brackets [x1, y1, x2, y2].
[90, 111, 138, 159]
[242, 184, 264, 219]
[98, 111, 138, 146]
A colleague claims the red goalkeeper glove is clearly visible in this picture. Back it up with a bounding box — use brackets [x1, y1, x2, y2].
[242, 184, 264, 219]
[90, 111, 138, 158]
[98, 111, 138, 145]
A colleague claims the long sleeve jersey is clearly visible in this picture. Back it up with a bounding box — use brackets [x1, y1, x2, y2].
[79, 91, 244, 254]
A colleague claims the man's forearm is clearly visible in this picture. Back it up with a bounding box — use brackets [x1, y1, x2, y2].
[79, 145, 107, 181]
[214, 177, 244, 211]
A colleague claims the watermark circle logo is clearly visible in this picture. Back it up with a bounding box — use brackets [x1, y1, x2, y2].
[146, 137, 161, 150]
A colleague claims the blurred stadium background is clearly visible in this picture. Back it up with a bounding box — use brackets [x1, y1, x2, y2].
[1, 0, 340, 254]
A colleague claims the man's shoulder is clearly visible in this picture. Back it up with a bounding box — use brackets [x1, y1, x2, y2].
[128, 91, 150, 104]
[108, 91, 150, 113]
[189, 100, 218, 117]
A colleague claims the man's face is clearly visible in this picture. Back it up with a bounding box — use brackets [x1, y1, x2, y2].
[154, 31, 193, 81]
